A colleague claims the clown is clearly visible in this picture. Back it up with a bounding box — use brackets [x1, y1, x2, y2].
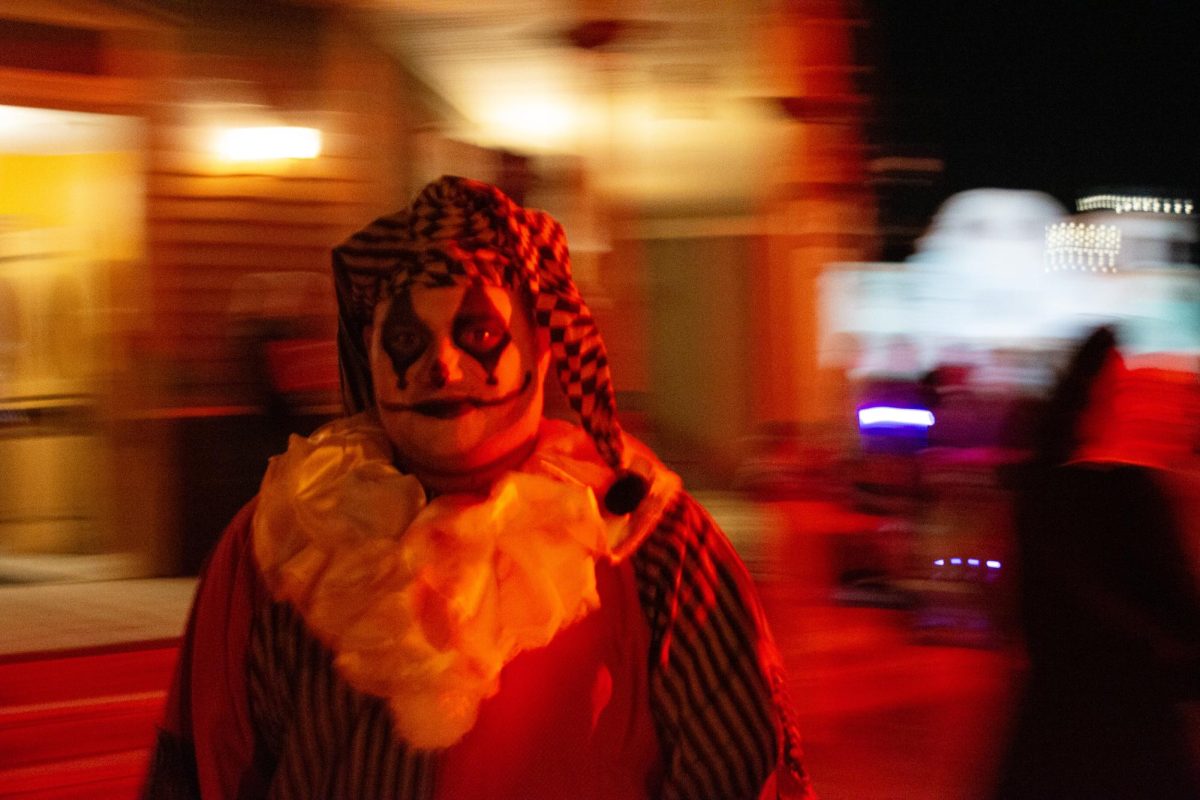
[146, 177, 814, 799]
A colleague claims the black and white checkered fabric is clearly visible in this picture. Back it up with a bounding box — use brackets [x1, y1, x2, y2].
[332, 175, 627, 471]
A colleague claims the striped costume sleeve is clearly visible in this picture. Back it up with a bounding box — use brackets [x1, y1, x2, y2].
[631, 493, 815, 800]
[245, 599, 438, 799]
[147, 500, 439, 799]
[143, 502, 269, 800]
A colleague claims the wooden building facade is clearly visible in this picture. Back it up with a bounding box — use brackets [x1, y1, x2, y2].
[0, 0, 459, 575]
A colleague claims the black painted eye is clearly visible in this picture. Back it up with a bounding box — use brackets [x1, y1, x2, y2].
[379, 289, 432, 389]
[454, 318, 508, 358]
[383, 326, 427, 363]
[451, 282, 513, 380]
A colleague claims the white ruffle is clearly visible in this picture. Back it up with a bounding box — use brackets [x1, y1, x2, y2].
[252, 413, 612, 749]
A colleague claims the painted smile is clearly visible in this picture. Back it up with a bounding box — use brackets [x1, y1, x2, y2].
[382, 372, 533, 419]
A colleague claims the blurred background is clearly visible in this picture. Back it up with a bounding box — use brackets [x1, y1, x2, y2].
[1, 0, 1198, 797]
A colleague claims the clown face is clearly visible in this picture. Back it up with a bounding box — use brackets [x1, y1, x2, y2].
[367, 281, 548, 481]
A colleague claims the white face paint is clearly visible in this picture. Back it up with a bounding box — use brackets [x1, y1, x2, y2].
[367, 282, 548, 479]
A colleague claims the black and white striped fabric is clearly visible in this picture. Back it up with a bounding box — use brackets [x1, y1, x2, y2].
[332, 176, 628, 471]
[247, 601, 438, 799]
[630, 494, 812, 799]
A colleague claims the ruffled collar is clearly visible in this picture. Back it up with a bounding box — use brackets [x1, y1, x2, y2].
[251, 412, 678, 749]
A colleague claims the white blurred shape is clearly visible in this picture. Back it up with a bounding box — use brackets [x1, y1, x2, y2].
[857, 406, 935, 428]
[214, 127, 321, 161]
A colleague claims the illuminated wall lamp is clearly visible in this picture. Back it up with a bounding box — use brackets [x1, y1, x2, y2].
[214, 126, 321, 161]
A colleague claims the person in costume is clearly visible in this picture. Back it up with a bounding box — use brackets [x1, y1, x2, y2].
[144, 176, 815, 799]
[993, 326, 1200, 800]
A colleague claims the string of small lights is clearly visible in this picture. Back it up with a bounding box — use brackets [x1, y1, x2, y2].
[1044, 222, 1121, 272]
[1077, 194, 1193, 215]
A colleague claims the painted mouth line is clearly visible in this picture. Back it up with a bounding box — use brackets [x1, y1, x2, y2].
[382, 372, 532, 419]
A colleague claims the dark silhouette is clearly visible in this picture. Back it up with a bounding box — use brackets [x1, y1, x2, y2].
[994, 326, 1200, 799]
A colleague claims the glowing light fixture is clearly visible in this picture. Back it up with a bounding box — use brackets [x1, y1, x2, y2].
[1044, 222, 1121, 272]
[1077, 194, 1193, 215]
[857, 406, 935, 428]
[934, 556, 1003, 570]
[214, 126, 321, 161]
[482, 97, 573, 148]
[0, 105, 31, 130]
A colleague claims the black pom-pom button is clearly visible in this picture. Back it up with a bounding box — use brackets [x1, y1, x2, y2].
[604, 471, 648, 515]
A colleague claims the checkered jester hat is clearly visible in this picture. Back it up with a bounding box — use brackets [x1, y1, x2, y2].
[333, 175, 646, 511]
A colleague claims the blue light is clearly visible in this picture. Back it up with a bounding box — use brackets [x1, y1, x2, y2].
[950, 557, 962, 565]
[857, 406, 936, 429]
[986, 560, 1001, 569]
[967, 558, 980, 566]
[933, 559, 945, 566]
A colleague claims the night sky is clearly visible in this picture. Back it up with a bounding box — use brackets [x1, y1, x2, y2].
[864, 1, 1200, 208]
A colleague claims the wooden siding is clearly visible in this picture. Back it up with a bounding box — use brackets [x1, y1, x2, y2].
[142, 6, 417, 407]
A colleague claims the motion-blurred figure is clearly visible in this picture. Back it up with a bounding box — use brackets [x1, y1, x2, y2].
[994, 326, 1200, 799]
